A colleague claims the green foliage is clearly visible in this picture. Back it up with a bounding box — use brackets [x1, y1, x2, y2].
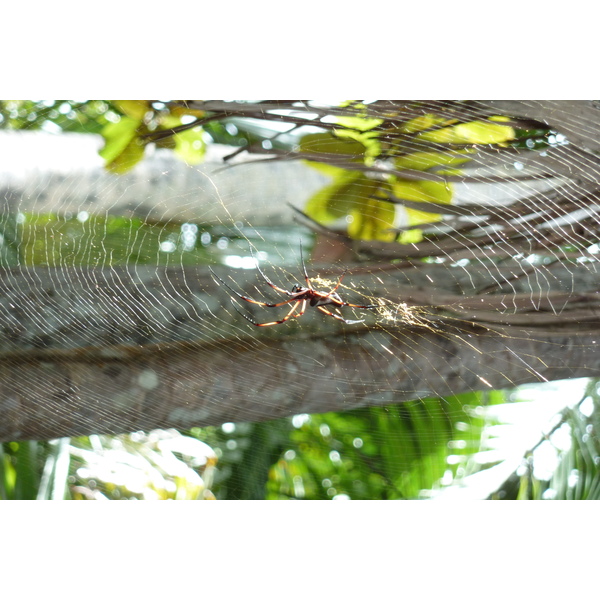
[98, 115, 148, 174]
[173, 125, 207, 165]
[98, 100, 207, 174]
[1, 100, 528, 243]
[415, 119, 515, 145]
[0, 441, 43, 499]
[15, 213, 214, 268]
[300, 131, 370, 160]
[0, 100, 208, 174]
[185, 390, 508, 500]
[0, 100, 115, 134]
[0, 214, 21, 267]
[1, 100, 524, 242]
[188, 421, 293, 500]
[300, 110, 517, 241]
[264, 391, 506, 499]
[0, 431, 217, 500]
[304, 171, 396, 241]
[0, 438, 73, 500]
[498, 379, 600, 500]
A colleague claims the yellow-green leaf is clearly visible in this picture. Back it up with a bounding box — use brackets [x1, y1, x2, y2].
[392, 179, 452, 235]
[335, 115, 383, 132]
[169, 104, 205, 119]
[300, 132, 366, 159]
[395, 150, 472, 171]
[452, 121, 515, 144]
[348, 196, 396, 241]
[400, 114, 450, 134]
[405, 207, 443, 228]
[160, 114, 183, 129]
[305, 173, 396, 241]
[417, 120, 515, 145]
[333, 128, 381, 161]
[398, 228, 424, 244]
[154, 136, 177, 150]
[392, 179, 453, 205]
[302, 160, 348, 178]
[105, 137, 146, 174]
[112, 100, 150, 120]
[304, 171, 364, 223]
[174, 127, 206, 165]
[99, 117, 142, 164]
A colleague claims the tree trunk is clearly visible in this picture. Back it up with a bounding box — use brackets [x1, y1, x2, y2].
[1, 263, 598, 441]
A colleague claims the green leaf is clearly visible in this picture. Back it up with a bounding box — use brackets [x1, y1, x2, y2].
[333, 127, 381, 161]
[398, 229, 424, 244]
[0, 445, 16, 499]
[99, 117, 141, 163]
[304, 170, 364, 222]
[391, 179, 455, 243]
[348, 194, 396, 241]
[452, 121, 516, 144]
[174, 127, 206, 165]
[99, 116, 147, 173]
[417, 120, 516, 145]
[111, 100, 150, 120]
[300, 132, 366, 159]
[395, 150, 472, 171]
[400, 114, 450, 134]
[305, 172, 396, 240]
[392, 179, 454, 204]
[392, 179, 453, 224]
[106, 136, 146, 174]
[334, 114, 383, 132]
[302, 160, 348, 178]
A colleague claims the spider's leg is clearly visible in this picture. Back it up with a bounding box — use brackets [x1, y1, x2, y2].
[209, 267, 296, 307]
[235, 299, 307, 327]
[325, 271, 381, 309]
[248, 246, 293, 296]
[329, 269, 348, 294]
[339, 301, 379, 309]
[299, 239, 313, 289]
[317, 305, 364, 325]
[319, 287, 377, 310]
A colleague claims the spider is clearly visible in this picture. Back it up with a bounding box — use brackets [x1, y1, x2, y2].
[209, 243, 378, 327]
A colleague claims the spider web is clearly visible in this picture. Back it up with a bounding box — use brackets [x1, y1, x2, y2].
[0, 100, 599, 498]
